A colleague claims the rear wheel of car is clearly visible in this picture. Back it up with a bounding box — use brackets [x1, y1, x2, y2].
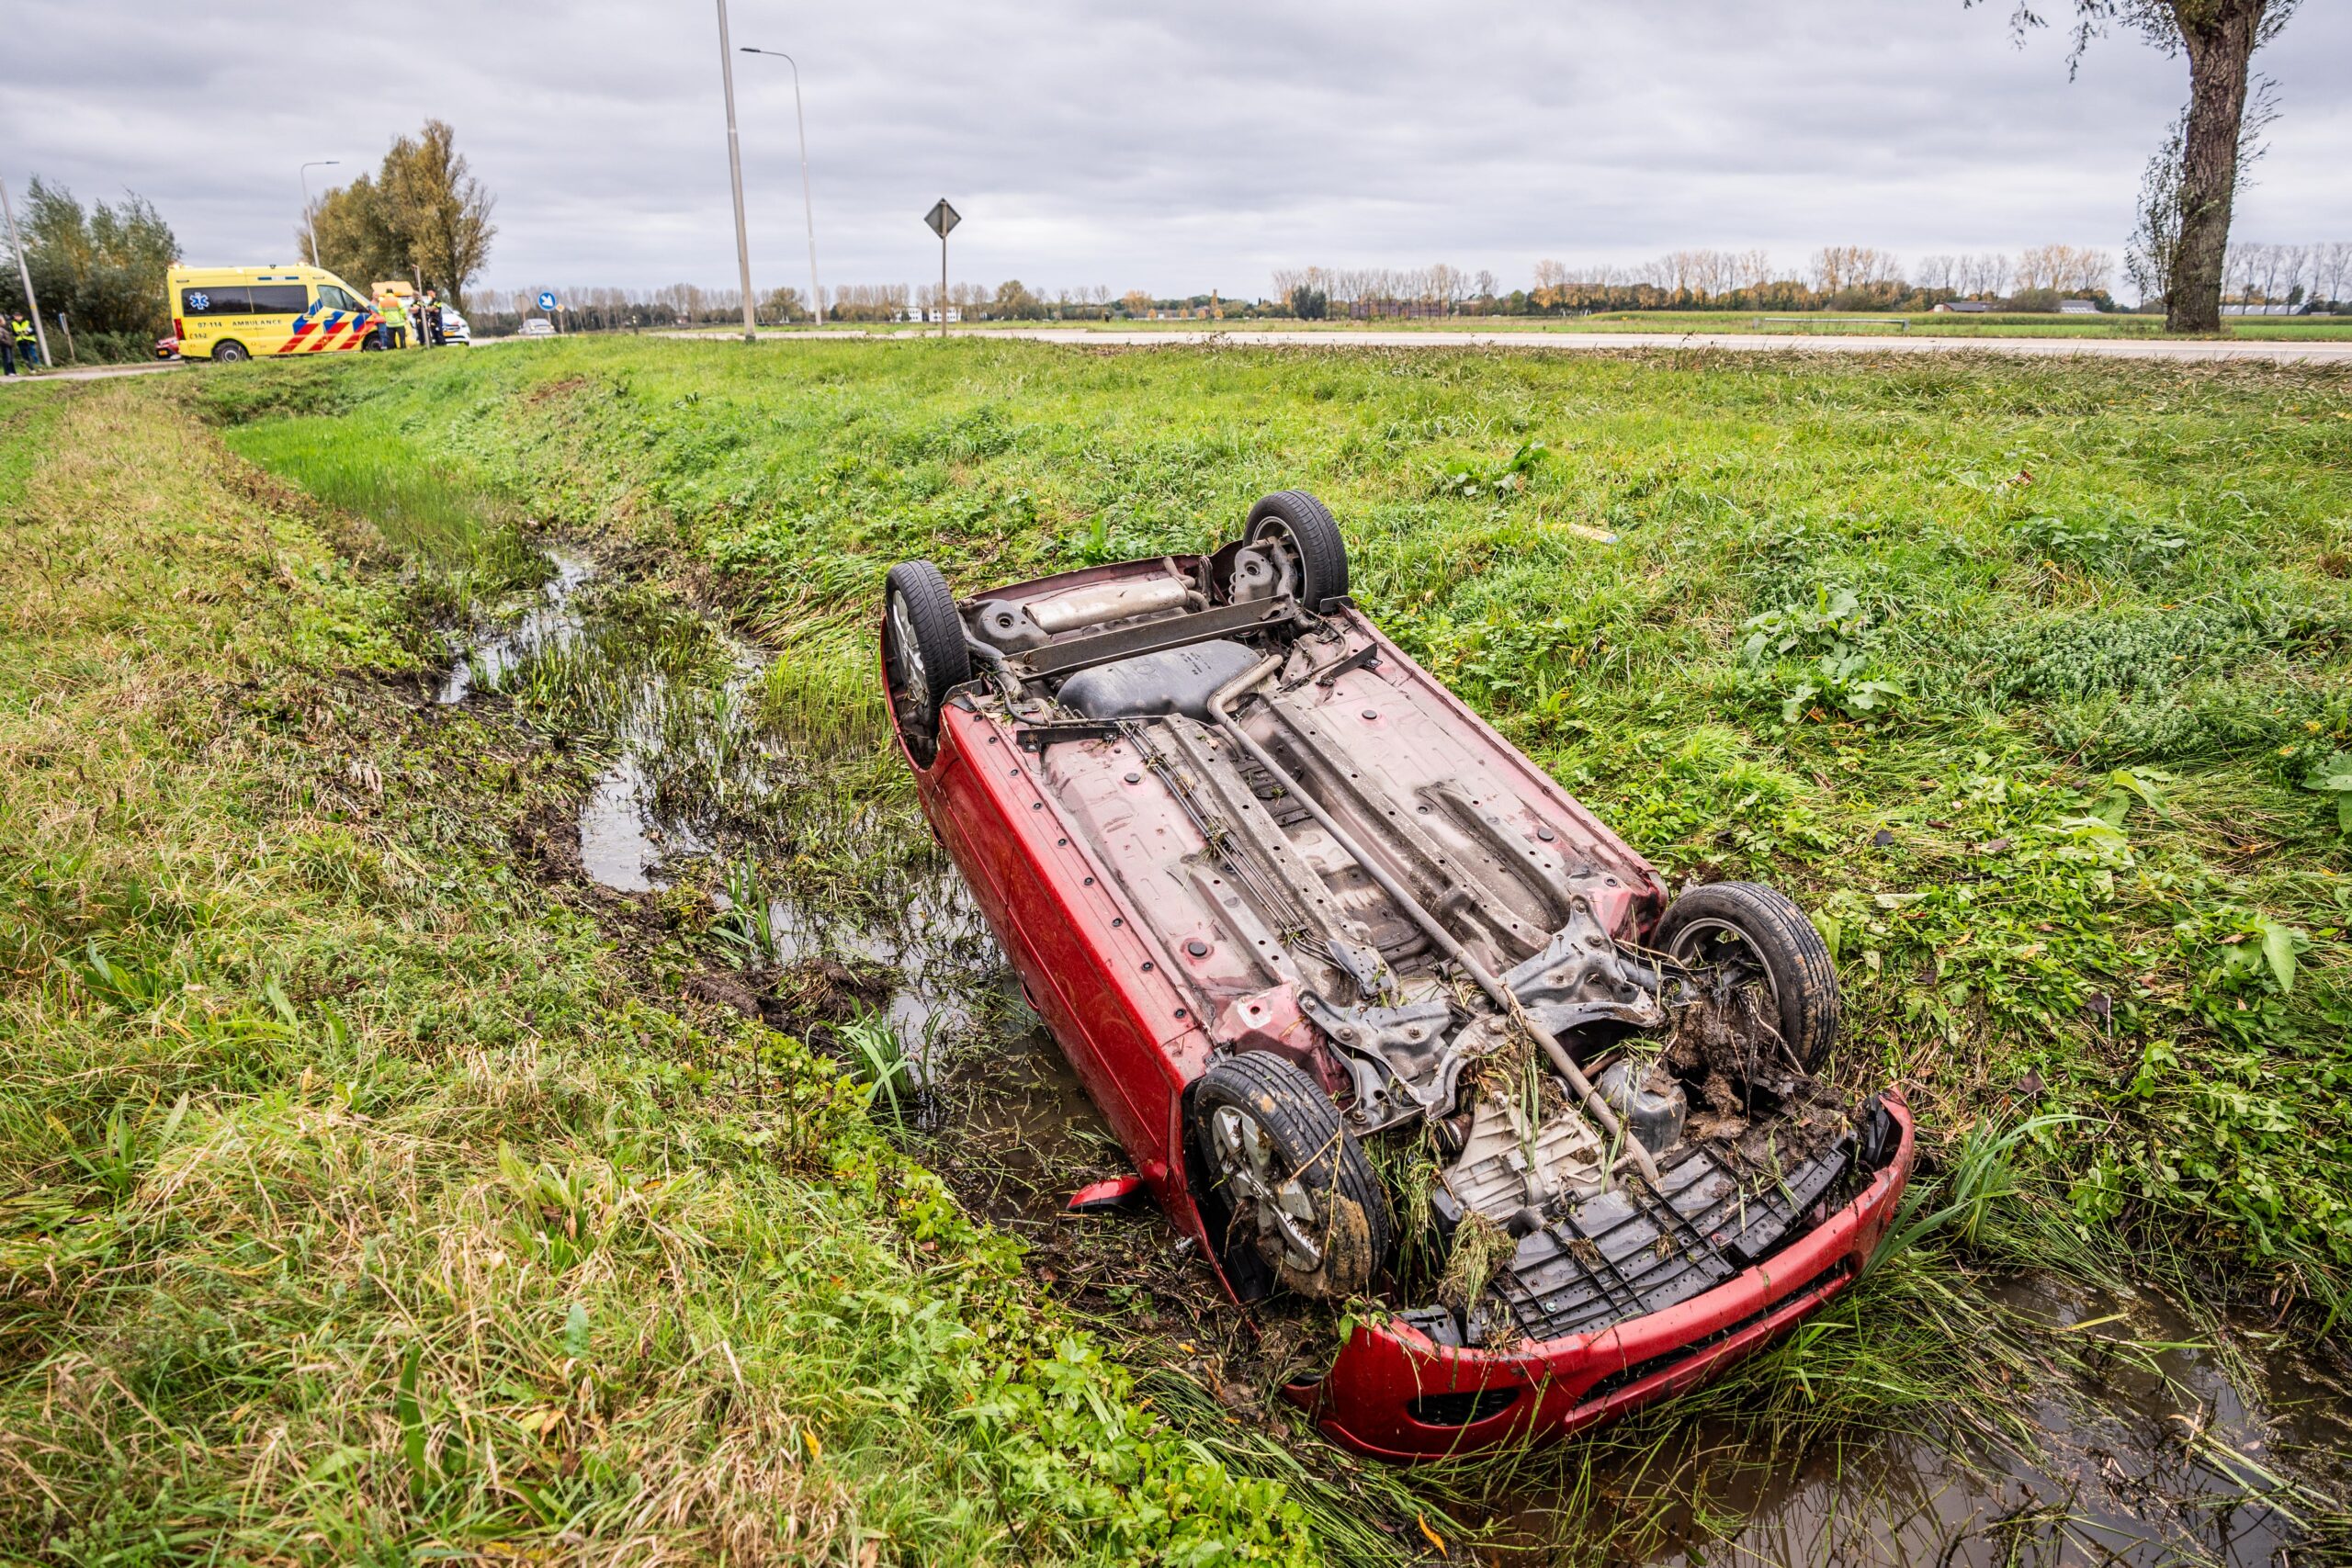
[211, 341, 250, 363]
[1654, 881, 1838, 1072]
[1192, 1052, 1390, 1299]
[883, 559, 971, 767]
[1244, 491, 1350, 610]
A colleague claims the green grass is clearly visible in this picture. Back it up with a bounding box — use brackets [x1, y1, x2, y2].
[185, 335, 2352, 1324]
[14, 338, 2350, 1559]
[0, 382, 1323, 1562]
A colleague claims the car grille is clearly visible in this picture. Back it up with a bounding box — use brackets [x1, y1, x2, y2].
[1493, 1134, 1854, 1345]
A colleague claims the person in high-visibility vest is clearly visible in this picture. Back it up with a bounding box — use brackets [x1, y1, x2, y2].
[379, 293, 408, 351]
[8, 313, 36, 370]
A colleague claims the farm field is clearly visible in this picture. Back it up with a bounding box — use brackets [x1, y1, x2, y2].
[732, 311, 2352, 342]
[6, 338, 2352, 1562]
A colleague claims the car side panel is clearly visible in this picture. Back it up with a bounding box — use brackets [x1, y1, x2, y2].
[916, 700, 1217, 1242]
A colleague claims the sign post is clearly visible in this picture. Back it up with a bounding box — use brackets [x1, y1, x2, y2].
[923, 198, 959, 340]
[537, 290, 560, 333]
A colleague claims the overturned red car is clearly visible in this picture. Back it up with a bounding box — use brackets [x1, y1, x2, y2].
[881, 491, 1914, 1460]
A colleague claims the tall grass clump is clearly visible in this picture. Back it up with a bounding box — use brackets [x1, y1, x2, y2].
[224, 414, 545, 604]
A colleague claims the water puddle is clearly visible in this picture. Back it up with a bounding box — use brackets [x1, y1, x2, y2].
[1468, 1275, 2350, 1565]
[436, 550, 593, 704]
[576, 756, 702, 894]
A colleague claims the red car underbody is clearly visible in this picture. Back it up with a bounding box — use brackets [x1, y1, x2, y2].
[888, 547, 1915, 1460]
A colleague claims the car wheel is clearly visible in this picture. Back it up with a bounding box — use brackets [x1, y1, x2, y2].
[882, 559, 971, 767]
[359, 337, 384, 352]
[1192, 1052, 1390, 1299]
[1654, 881, 1839, 1072]
[212, 341, 251, 363]
[1244, 490, 1350, 610]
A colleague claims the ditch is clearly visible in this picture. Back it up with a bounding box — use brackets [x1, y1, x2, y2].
[435, 536, 2352, 1564]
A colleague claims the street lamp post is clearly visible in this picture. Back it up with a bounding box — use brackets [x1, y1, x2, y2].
[0, 177, 52, 368]
[740, 47, 823, 328]
[299, 161, 339, 265]
[712, 0, 757, 343]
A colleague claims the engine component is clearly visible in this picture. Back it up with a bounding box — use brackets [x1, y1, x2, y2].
[1057, 639, 1265, 723]
[1595, 1058, 1687, 1156]
[1439, 1092, 1609, 1231]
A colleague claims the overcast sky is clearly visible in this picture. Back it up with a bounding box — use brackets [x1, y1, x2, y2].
[9, 0, 2347, 302]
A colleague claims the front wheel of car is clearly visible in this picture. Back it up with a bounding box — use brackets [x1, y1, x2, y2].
[882, 559, 971, 767]
[1192, 1052, 1390, 1299]
[211, 341, 250, 363]
[1654, 881, 1839, 1072]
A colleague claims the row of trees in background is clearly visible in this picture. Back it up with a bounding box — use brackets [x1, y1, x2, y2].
[2222, 241, 2352, 310]
[1263, 247, 2137, 317]
[1255, 242, 2345, 319]
[304, 120, 495, 310]
[470, 238, 2352, 338]
[0, 178, 181, 360]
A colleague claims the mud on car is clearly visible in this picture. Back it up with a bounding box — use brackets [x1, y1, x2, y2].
[880, 491, 1915, 1459]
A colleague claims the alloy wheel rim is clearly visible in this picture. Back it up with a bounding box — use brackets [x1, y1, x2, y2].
[887, 591, 930, 713]
[1209, 1104, 1323, 1270]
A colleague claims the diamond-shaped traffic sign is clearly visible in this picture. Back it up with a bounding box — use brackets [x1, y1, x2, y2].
[923, 199, 960, 239]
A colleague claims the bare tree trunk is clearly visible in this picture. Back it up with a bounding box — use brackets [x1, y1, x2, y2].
[2169, 0, 2266, 333]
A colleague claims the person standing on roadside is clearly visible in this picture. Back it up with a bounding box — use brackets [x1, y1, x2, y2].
[1, 326, 15, 376]
[379, 291, 408, 350]
[416, 289, 437, 348]
[8, 311, 36, 370]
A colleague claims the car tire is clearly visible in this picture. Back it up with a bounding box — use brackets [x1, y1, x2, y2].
[212, 341, 251, 363]
[359, 337, 384, 352]
[1192, 1051, 1390, 1299]
[883, 559, 971, 767]
[1245, 490, 1350, 610]
[1654, 881, 1839, 1072]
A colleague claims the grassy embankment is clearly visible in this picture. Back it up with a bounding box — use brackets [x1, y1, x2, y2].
[0, 378, 1324, 1561]
[12, 337, 2349, 1559]
[207, 336, 2352, 1325]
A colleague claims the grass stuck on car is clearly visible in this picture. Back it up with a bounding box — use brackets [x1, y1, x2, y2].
[881, 491, 1916, 1460]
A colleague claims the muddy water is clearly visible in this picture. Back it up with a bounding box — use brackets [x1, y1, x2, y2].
[439, 547, 2352, 1565]
[1479, 1276, 2352, 1565]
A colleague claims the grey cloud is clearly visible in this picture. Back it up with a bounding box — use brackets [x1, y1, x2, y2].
[6, 0, 2346, 299]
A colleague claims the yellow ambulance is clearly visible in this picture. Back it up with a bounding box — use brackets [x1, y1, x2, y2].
[165, 263, 383, 361]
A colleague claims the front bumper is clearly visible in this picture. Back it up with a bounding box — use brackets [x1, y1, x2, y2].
[1282, 1092, 1916, 1460]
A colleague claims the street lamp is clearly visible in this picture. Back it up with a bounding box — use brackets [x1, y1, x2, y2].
[712, 0, 757, 343]
[299, 161, 338, 265]
[740, 46, 824, 328]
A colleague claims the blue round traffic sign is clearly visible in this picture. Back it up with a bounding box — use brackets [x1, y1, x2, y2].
[537, 291, 558, 312]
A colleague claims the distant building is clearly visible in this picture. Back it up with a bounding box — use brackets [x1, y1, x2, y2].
[1932, 299, 1994, 313]
[2056, 299, 2100, 314]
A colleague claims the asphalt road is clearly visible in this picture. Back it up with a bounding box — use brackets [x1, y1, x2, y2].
[0, 359, 183, 385]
